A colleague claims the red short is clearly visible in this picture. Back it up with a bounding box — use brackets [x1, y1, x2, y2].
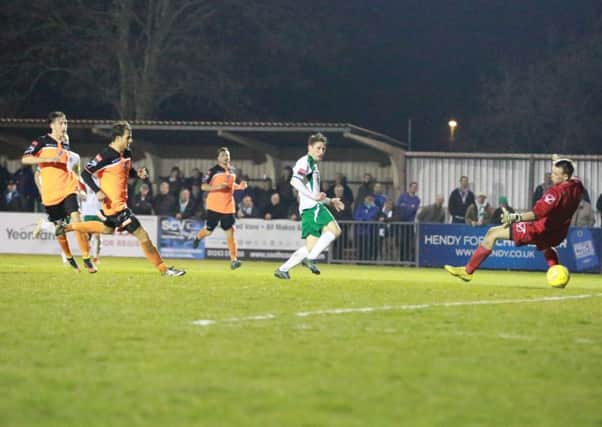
[511, 222, 566, 250]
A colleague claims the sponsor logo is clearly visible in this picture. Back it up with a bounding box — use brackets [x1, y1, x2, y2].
[543, 194, 556, 205]
[6, 227, 55, 241]
[516, 222, 527, 234]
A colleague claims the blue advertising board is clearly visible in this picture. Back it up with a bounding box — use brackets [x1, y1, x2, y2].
[158, 217, 205, 259]
[418, 224, 601, 273]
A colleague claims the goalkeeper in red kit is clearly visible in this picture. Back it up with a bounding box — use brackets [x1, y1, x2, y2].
[444, 157, 584, 282]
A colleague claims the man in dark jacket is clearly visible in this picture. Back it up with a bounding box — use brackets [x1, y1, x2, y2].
[153, 181, 177, 216]
[130, 183, 154, 215]
[0, 179, 25, 211]
[175, 188, 196, 220]
[448, 176, 475, 223]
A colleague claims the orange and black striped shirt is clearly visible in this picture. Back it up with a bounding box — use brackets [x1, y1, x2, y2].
[203, 164, 239, 214]
[23, 134, 78, 206]
[82, 146, 132, 216]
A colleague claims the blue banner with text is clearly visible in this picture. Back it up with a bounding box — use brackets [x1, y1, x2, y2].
[418, 224, 601, 272]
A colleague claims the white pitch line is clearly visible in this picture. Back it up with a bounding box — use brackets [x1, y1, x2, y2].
[191, 293, 602, 327]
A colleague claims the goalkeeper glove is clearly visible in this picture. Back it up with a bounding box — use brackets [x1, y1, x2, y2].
[500, 207, 522, 226]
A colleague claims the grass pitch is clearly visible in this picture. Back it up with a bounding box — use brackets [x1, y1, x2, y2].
[1, 254, 601, 427]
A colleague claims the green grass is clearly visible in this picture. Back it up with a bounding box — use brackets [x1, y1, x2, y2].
[1, 254, 601, 427]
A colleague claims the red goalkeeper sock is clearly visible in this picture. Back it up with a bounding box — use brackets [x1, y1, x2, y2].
[543, 248, 559, 267]
[466, 245, 492, 274]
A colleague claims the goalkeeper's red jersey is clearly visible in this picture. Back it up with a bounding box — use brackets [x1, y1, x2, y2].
[531, 178, 584, 234]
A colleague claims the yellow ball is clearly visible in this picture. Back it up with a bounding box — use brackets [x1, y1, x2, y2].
[546, 264, 570, 288]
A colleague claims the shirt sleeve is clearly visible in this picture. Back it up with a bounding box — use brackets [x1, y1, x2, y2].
[23, 139, 44, 157]
[203, 168, 215, 185]
[290, 175, 316, 201]
[292, 158, 308, 180]
[532, 187, 559, 219]
[82, 151, 111, 193]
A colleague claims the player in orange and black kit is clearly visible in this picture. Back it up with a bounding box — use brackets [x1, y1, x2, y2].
[192, 147, 247, 269]
[21, 111, 94, 273]
[59, 121, 185, 277]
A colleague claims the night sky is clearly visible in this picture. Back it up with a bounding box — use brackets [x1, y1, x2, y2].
[4, 0, 602, 150]
[298, 0, 602, 149]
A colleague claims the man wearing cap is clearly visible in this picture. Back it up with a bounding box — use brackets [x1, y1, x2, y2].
[0, 179, 25, 211]
[465, 192, 492, 226]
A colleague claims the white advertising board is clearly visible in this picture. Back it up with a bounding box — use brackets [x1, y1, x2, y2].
[0, 212, 157, 258]
[204, 218, 305, 260]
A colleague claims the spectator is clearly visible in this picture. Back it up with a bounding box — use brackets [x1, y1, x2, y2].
[327, 172, 354, 207]
[465, 192, 492, 226]
[328, 184, 353, 220]
[166, 166, 185, 196]
[186, 167, 203, 189]
[353, 194, 379, 260]
[571, 196, 595, 227]
[532, 172, 553, 207]
[0, 162, 10, 195]
[0, 179, 25, 211]
[276, 166, 295, 206]
[491, 196, 515, 225]
[355, 173, 374, 211]
[153, 181, 177, 216]
[252, 177, 274, 214]
[396, 181, 421, 262]
[416, 194, 446, 223]
[130, 183, 154, 215]
[189, 182, 205, 217]
[128, 167, 153, 205]
[237, 195, 260, 218]
[448, 175, 475, 223]
[234, 173, 253, 205]
[12, 165, 38, 211]
[597, 193, 602, 226]
[175, 188, 196, 220]
[264, 192, 287, 220]
[396, 181, 420, 222]
[372, 182, 386, 208]
[377, 198, 399, 261]
[287, 188, 300, 221]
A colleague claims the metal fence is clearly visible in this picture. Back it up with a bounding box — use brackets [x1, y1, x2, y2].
[328, 220, 418, 266]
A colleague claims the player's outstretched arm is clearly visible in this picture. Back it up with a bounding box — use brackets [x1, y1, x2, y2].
[500, 208, 536, 227]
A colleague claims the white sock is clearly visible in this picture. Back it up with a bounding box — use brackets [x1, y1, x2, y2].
[89, 235, 97, 258]
[307, 231, 336, 260]
[279, 246, 309, 272]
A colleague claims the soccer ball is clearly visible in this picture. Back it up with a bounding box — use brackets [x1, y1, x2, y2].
[546, 264, 570, 288]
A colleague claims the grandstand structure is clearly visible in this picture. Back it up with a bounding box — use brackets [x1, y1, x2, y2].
[1, 118, 601, 215]
[0, 118, 408, 194]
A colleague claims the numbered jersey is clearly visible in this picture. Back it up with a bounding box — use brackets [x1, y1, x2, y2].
[24, 134, 79, 206]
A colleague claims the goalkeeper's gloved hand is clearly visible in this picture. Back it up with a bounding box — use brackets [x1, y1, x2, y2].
[500, 207, 522, 227]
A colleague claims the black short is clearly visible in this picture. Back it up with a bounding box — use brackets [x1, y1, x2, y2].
[44, 193, 79, 222]
[205, 210, 235, 231]
[100, 208, 141, 234]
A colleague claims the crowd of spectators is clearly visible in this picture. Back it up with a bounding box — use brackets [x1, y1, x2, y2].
[1, 162, 601, 230]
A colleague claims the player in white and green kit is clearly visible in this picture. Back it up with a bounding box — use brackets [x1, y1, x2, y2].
[274, 133, 344, 279]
